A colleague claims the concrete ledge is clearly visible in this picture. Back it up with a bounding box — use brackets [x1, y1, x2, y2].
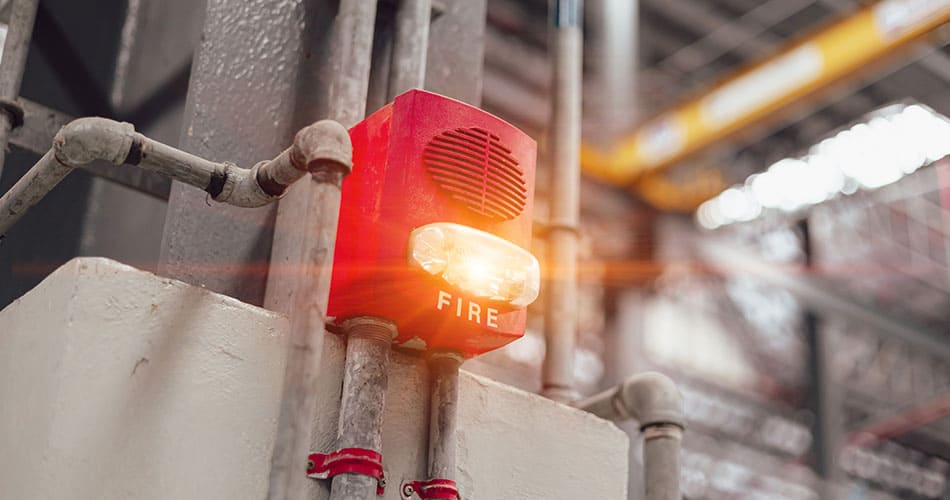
[0, 257, 628, 499]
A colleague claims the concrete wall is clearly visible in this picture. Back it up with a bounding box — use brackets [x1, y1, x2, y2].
[0, 258, 628, 500]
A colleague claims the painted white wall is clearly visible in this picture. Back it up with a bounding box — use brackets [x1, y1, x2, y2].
[0, 258, 628, 500]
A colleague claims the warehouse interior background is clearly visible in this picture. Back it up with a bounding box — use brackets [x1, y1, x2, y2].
[1, 0, 949, 499]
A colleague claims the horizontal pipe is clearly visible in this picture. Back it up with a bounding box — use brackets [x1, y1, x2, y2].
[0, 117, 351, 236]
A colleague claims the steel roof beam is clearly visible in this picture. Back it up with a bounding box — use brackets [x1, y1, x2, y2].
[694, 236, 950, 361]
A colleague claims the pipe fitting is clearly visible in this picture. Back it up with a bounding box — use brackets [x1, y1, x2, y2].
[53, 117, 137, 166]
[339, 316, 398, 343]
[617, 372, 685, 430]
[213, 161, 280, 207]
[289, 119, 353, 175]
[575, 371, 685, 430]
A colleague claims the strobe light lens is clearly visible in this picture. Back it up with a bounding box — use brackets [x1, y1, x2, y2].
[408, 222, 540, 307]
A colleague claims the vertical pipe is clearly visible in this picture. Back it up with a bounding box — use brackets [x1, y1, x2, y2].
[330, 317, 395, 500]
[327, 0, 380, 128]
[588, 0, 637, 145]
[799, 218, 841, 498]
[642, 425, 683, 500]
[542, 0, 583, 403]
[0, 0, 39, 178]
[267, 166, 350, 500]
[575, 373, 684, 500]
[427, 352, 462, 482]
[265, 2, 378, 500]
[264, 0, 378, 312]
[388, 0, 431, 99]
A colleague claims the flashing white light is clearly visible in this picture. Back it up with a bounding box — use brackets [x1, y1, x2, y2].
[407, 222, 540, 307]
[695, 102, 950, 228]
[718, 187, 761, 222]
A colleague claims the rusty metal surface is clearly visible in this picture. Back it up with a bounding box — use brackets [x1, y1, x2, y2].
[158, 0, 322, 304]
[330, 318, 395, 500]
[427, 353, 461, 482]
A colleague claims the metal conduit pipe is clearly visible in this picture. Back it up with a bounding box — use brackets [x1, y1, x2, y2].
[388, 0, 431, 99]
[331, 317, 396, 500]
[266, 1, 377, 498]
[0, 0, 40, 178]
[260, 1, 379, 500]
[542, 0, 583, 403]
[575, 372, 685, 500]
[385, 3, 465, 496]
[426, 352, 462, 485]
[0, 116, 351, 236]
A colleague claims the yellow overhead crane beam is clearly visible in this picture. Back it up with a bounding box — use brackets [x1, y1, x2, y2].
[584, 0, 950, 208]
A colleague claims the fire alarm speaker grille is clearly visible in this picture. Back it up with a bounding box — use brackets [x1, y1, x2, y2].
[422, 127, 528, 220]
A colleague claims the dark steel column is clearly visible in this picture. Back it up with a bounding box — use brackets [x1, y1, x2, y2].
[800, 218, 841, 498]
[157, 0, 319, 305]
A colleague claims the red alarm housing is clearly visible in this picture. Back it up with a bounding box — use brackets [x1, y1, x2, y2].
[328, 89, 538, 357]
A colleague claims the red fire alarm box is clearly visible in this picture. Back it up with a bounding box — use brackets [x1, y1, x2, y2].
[328, 89, 538, 357]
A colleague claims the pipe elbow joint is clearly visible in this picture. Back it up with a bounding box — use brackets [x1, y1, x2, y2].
[214, 162, 279, 208]
[618, 372, 685, 430]
[290, 119, 352, 175]
[53, 117, 137, 166]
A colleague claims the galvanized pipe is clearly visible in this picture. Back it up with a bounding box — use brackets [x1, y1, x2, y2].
[264, 2, 377, 499]
[0, 116, 351, 236]
[427, 352, 462, 483]
[0, 150, 69, 234]
[576, 372, 685, 500]
[388, 0, 431, 98]
[330, 317, 395, 500]
[642, 425, 683, 500]
[0, 0, 39, 178]
[542, 0, 583, 403]
[266, 162, 353, 500]
[327, 0, 379, 128]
